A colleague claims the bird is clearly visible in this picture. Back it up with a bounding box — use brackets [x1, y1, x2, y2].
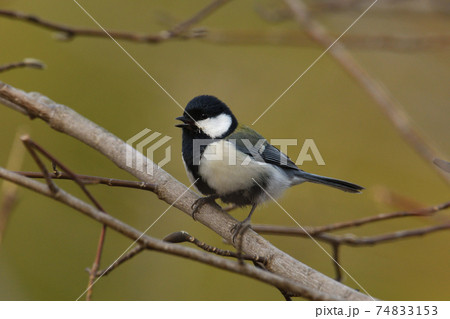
[176, 95, 363, 243]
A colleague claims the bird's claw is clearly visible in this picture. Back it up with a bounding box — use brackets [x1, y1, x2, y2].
[231, 220, 251, 244]
[191, 196, 219, 220]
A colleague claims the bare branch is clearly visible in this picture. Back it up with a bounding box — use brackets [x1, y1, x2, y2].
[167, 0, 232, 37]
[0, 166, 340, 301]
[21, 136, 59, 194]
[317, 223, 450, 246]
[434, 158, 450, 174]
[253, 201, 450, 237]
[253, 201, 450, 247]
[93, 245, 145, 277]
[203, 30, 450, 51]
[309, 0, 450, 14]
[284, 0, 450, 185]
[0, 80, 373, 300]
[0, 59, 45, 73]
[2, 7, 449, 51]
[0, 9, 163, 42]
[20, 136, 109, 300]
[15, 171, 156, 191]
[95, 228, 271, 280]
[331, 244, 342, 282]
[253, 201, 449, 283]
[0, 1, 231, 43]
[163, 231, 268, 264]
[256, 0, 450, 19]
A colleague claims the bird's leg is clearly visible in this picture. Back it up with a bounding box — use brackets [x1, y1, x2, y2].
[231, 204, 257, 244]
[191, 194, 220, 220]
[231, 204, 257, 264]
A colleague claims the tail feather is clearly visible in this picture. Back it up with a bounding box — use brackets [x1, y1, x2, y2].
[295, 171, 364, 193]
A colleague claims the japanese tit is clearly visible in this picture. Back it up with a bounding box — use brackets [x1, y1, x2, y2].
[176, 95, 363, 242]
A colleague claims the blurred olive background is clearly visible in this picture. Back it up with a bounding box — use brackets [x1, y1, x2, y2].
[0, 0, 449, 300]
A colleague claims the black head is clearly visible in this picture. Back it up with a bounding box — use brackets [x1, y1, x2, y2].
[175, 95, 238, 139]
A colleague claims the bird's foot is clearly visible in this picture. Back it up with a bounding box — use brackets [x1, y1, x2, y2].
[191, 195, 219, 221]
[230, 220, 251, 244]
[230, 220, 252, 264]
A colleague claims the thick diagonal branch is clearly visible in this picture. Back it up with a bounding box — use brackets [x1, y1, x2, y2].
[0, 167, 337, 301]
[0, 81, 373, 300]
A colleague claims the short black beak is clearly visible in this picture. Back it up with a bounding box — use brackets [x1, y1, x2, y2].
[175, 115, 194, 128]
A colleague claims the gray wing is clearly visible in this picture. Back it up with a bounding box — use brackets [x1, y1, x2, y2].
[258, 142, 299, 170]
[227, 126, 299, 171]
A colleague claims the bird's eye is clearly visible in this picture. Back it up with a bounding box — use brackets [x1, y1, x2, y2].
[200, 113, 207, 119]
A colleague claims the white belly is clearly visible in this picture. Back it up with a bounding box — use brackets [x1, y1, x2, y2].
[198, 140, 291, 202]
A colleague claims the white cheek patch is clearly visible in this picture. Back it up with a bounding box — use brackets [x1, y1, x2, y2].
[196, 113, 232, 138]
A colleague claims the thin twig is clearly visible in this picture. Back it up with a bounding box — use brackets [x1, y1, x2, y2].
[2, 8, 449, 51]
[434, 158, 450, 174]
[254, 202, 449, 282]
[331, 243, 342, 282]
[0, 9, 165, 42]
[0, 59, 45, 73]
[163, 231, 268, 264]
[93, 245, 145, 277]
[203, 30, 450, 51]
[284, 0, 450, 185]
[21, 138, 106, 211]
[254, 218, 450, 246]
[253, 201, 450, 237]
[309, 0, 450, 14]
[167, 0, 232, 37]
[21, 136, 59, 194]
[317, 223, 450, 246]
[15, 171, 156, 191]
[86, 226, 107, 301]
[0, 1, 232, 43]
[20, 136, 108, 301]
